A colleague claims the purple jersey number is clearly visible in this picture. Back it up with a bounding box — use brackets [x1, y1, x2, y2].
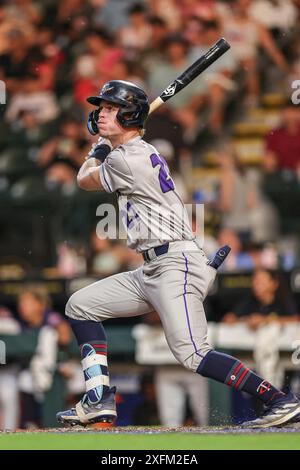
[150, 153, 175, 194]
[120, 201, 139, 229]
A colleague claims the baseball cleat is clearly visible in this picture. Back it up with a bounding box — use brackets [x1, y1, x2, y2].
[56, 386, 117, 427]
[241, 391, 300, 428]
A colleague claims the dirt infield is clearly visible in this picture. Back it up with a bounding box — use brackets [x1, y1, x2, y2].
[2, 424, 300, 435]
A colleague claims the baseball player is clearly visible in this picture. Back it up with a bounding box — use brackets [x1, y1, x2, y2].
[57, 80, 300, 428]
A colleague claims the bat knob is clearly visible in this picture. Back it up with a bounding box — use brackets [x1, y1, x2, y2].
[217, 38, 231, 51]
[208, 245, 231, 269]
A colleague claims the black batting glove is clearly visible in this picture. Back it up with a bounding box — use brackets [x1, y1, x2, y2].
[88, 143, 112, 163]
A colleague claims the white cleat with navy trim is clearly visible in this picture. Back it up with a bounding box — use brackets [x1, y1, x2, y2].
[56, 387, 117, 426]
[241, 392, 300, 428]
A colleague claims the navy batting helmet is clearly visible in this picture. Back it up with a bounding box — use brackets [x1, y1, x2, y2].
[87, 80, 149, 129]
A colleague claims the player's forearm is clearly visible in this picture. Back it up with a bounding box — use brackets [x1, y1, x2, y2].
[77, 138, 112, 191]
[77, 158, 103, 191]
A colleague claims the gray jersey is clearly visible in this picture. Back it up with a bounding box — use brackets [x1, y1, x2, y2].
[66, 138, 218, 399]
[99, 136, 194, 252]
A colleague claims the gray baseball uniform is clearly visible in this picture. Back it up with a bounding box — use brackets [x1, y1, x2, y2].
[66, 136, 216, 372]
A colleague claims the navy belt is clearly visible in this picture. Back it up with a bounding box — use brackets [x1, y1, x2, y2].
[142, 243, 169, 262]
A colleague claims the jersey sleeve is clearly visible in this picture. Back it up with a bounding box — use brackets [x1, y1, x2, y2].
[99, 148, 134, 194]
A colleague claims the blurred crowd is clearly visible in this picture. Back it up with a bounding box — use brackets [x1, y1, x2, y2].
[0, 0, 300, 430]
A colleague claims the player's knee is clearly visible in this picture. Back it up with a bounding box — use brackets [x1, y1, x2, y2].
[65, 291, 86, 320]
[180, 345, 213, 372]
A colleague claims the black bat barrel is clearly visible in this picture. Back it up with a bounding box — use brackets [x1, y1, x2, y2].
[160, 38, 231, 102]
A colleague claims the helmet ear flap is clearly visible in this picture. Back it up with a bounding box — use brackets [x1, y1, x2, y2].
[116, 105, 136, 126]
[132, 102, 142, 120]
[87, 109, 100, 135]
[117, 102, 145, 128]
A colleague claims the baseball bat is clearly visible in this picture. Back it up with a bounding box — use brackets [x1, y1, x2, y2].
[149, 38, 230, 114]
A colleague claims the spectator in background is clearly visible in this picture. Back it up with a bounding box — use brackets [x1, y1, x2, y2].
[216, 229, 281, 273]
[223, 268, 299, 388]
[133, 373, 160, 426]
[223, 268, 299, 327]
[186, 17, 237, 133]
[262, 103, 300, 238]
[88, 230, 127, 276]
[56, 0, 93, 27]
[0, 29, 34, 93]
[93, 0, 136, 33]
[29, 27, 64, 91]
[45, 162, 78, 194]
[0, 3, 36, 56]
[5, 74, 59, 124]
[74, 29, 123, 106]
[104, 58, 147, 92]
[56, 242, 87, 278]
[148, 0, 181, 31]
[142, 15, 169, 70]
[54, 9, 92, 67]
[289, 42, 300, 94]
[148, 14, 169, 49]
[147, 33, 206, 141]
[249, 0, 297, 43]
[177, 0, 218, 23]
[5, 109, 54, 153]
[264, 102, 300, 174]
[187, 17, 237, 79]
[4, 0, 41, 26]
[218, 151, 279, 243]
[17, 287, 71, 349]
[17, 286, 71, 429]
[217, 228, 255, 272]
[118, 3, 152, 59]
[37, 119, 88, 171]
[222, 0, 289, 104]
[0, 306, 21, 430]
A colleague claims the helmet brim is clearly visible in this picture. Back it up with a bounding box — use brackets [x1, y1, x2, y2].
[87, 95, 128, 107]
[86, 96, 101, 106]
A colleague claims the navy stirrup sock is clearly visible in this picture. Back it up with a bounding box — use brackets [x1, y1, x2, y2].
[69, 318, 110, 404]
[197, 350, 284, 404]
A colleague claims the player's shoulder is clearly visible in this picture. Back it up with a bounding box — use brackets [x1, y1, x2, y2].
[114, 137, 156, 160]
[120, 136, 154, 153]
[105, 146, 132, 175]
